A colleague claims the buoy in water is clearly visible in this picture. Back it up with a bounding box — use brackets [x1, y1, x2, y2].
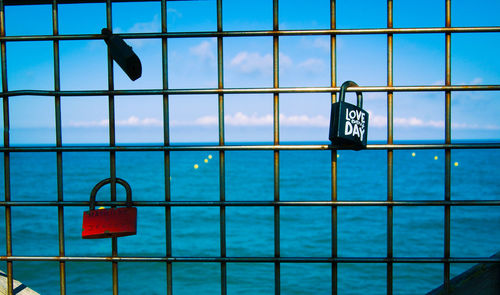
[204, 159, 208, 163]
[208, 155, 213, 159]
[194, 164, 199, 169]
[454, 162, 459, 167]
[412, 152, 416, 157]
[434, 156, 438, 160]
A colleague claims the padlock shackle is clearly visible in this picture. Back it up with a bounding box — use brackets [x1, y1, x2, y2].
[339, 80, 363, 109]
[89, 177, 132, 211]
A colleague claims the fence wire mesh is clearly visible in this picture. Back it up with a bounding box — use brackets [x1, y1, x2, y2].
[1, 0, 500, 294]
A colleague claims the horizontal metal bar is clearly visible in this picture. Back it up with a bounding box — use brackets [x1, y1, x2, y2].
[2, 85, 500, 98]
[1, 256, 499, 264]
[1, 27, 500, 42]
[5, 0, 162, 5]
[2, 200, 500, 207]
[1, 143, 499, 153]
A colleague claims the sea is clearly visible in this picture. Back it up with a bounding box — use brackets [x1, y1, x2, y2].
[1, 142, 500, 295]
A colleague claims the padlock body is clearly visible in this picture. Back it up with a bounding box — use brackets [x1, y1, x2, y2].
[82, 207, 137, 239]
[329, 101, 369, 150]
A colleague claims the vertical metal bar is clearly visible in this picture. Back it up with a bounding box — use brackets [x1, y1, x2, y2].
[52, 1, 66, 294]
[444, 0, 451, 293]
[272, 1, 280, 294]
[0, 1, 13, 294]
[216, 1, 227, 295]
[330, 1, 338, 294]
[161, 1, 173, 294]
[106, 1, 118, 294]
[386, 1, 394, 295]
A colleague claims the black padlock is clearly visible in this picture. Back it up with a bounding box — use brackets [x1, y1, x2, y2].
[329, 81, 369, 150]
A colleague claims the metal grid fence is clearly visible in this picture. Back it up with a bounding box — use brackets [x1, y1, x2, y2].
[1, 0, 500, 294]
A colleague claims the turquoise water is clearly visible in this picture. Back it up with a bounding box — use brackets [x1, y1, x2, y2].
[1, 146, 500, 294]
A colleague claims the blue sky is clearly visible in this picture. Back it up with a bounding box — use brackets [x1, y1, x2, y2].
[2, 0, 500, 144]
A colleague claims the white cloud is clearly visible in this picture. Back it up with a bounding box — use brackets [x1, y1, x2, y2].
[117, 116, 163, 127]
[311, 37, 330, 51]
[66, 116, 163, 128]
[172, 112, 272, 127]
[279, 52, 293, 68]
[280, 114, 329, 127]
[193, 115, 218, 126]
[171, 113, 328, 127]
[455, 77, 485, 86]
[312, 38, 330, 52]
[451, 122, 500, 130]
[114, 15, 161, 48]
[222, 113, 329, 127]
[167, 8, 182, 19]
[368, 111, 500, 130]
[128, 15, 161, 33]
[433, 77, 484, 86]
[369, 113, 444, 128]
[298, 58, 326, 73]
[394, 117, 444, 128]
[65, 114, 500, 130]
[370, 114, 388, 128]
[189, 40, 216, 62]
[470, 77, 483, 85]
[66, 119, 109, 128]
[230, 51, 273, 75]
[228, 51, 294, 74]
[226, 112, 273, 126]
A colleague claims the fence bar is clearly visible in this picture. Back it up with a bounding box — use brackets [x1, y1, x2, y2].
[444, 0, 452, 293]
[2, 256, 500, 264]
[272, 1, 280, 294]
[2, 84, 500, 97]
[2, 142, 500, 153]
[216, 0, 227, 294]
[161, 0, 173, 294]
[2, 200, 500, 207]
[1, 26, 500, 42]
[386, 1, 394, 294]
[52, 1, 66, 294]
[105, 1, 119, 294]
[0, 0, 13, 294]
[330, 1, 338, 294]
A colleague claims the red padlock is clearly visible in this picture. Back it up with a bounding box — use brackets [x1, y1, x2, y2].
[82, 178, 137, 239]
